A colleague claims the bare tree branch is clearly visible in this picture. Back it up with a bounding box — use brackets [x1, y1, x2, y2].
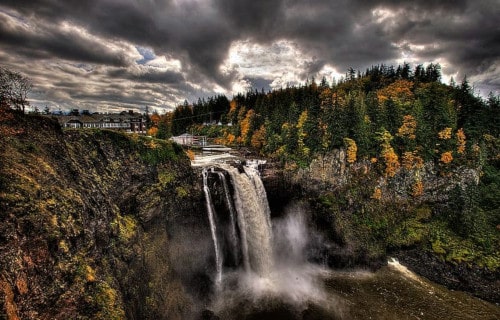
[0, 67, 33, 113]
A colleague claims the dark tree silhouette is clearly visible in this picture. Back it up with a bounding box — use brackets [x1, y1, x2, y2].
[0, 67, 32, 113]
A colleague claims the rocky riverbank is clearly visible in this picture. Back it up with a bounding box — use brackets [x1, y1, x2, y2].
[394, 248, 500, 304]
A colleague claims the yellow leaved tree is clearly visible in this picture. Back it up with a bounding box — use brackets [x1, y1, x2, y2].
[437, 127, 454, 166]
[251, 125, 266, 150]
[225, 132, 236, 145]
[147, 126, 158, 137]
[401, 151, 424, 170]
[456, 128, 466, 155]
[296, 110, 310, 158]
[377, 129, 400, 177]
[238, 109, 255, 145]
[397, 114, 417, 140]
[440, 151, 453, 164]
[343, 138, 357, 163]
[376, 79, 414, 105]
[438, 127, 452, 140]
[371, 187, 382, 200]
[412, 180, 424, 197]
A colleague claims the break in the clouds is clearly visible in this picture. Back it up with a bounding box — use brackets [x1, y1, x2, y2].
[0, 0, 498, 113]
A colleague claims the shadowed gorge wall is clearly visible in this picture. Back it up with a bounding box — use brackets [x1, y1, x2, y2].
[0, 113, 210, 319]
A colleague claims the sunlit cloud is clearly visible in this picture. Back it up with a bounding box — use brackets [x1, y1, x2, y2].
[222, 39, 329, 90]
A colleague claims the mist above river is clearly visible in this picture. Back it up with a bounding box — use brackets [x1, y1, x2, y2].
[209, 202, 336, 318]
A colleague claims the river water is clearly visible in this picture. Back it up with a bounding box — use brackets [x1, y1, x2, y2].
[322, 260, 499, 320]
[210, 260, 499, 319]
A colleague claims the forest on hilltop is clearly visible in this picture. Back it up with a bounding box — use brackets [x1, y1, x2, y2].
[150, 63, 498, 167]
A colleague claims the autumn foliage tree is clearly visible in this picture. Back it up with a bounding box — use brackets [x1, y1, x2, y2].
[238, 109, 255, 145]
[437, 127, 454, 165]
[440, 151, 454, 164]
[250, 124, 266, 150]
[371, 187, 382, 200]
[397, 115, 417, 140]
[456, 128, 466, 155]
[438, 127, 452, 140]
[377, 129, 400, 177]
[401, 151, 424, 170]
[376, 79, 414, 105]
[296, 110, 310, 159]
[147, 126, 159, 137]
[412, 180, 424, 197]
[343, 138, 357, 163]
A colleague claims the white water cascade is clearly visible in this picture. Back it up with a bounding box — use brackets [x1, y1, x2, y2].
[202, 163, 329, 314]
[202, 168, 222, 286]
[216, 171, 239, 264]
[243, 166, 272, 233]
[225, 165, 274, 276]
[202, 164, 274, 279]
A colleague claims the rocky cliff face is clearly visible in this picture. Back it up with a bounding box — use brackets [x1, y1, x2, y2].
[283, 150, 480, 202]
[263, 148, 481, 227]
[0, 114, 211, 319]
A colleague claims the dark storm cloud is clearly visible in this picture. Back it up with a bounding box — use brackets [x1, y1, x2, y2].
[216, 0, 286, 36]
[34, 0, 230, 84]
[0, 10, 130, 66]
[0, 0, 498, 111]
[108, 68, 185, 84]
[3, 0, 499, 75]
[275, 0, 498, 78]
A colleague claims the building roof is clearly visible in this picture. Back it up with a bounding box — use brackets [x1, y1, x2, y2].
[55, 112, 143, 125]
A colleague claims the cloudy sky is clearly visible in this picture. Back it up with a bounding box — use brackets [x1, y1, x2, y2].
[1, 0, 499, 113]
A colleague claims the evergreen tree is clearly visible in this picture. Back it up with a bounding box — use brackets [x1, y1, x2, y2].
[455, 76, 484, 140]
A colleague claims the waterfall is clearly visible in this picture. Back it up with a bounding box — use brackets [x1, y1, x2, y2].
[202, 164, 327, 309]
[202, 168, 222, 286]
[225, 165, 273, 276]
[202, 163, 274, 283]
[217, 171, 239, 264]
[243, 166, 272, 232]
